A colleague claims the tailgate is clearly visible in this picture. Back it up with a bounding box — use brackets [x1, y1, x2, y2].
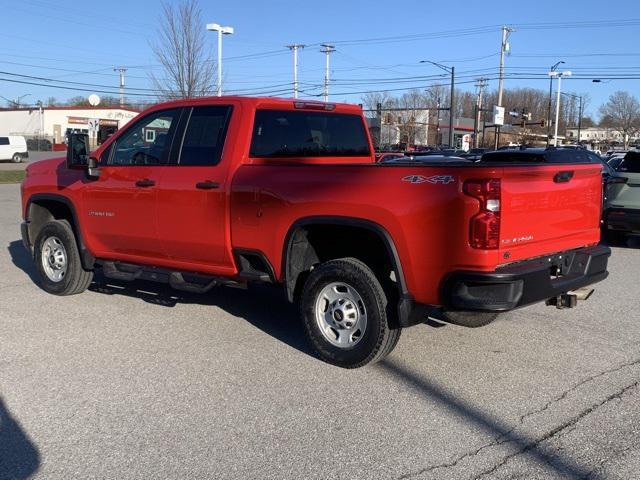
[499, 164, 602, 262]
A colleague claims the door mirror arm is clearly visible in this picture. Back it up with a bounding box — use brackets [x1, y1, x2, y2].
[87, 157, 101, 179]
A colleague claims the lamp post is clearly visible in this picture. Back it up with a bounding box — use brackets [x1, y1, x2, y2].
[206, 22, 234, 96]
[548, 70, 571, 146]
[420, 60, 455, 147]
[561, 91, 583, 145]
[547, 61, 564, 146]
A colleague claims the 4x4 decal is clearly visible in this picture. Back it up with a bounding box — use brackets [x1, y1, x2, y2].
[402, 174, 455, 184]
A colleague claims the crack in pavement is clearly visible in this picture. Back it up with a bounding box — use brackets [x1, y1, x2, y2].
[395, 357, 640, 480]
[475, 379, 640, 479]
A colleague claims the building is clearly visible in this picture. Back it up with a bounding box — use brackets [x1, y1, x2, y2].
[0, 105, 140, 146]
[366, 110, 475, 149]
[565, 126, 640, 147]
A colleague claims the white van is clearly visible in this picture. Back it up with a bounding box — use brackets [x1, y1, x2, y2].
[0, 135, 28, 163]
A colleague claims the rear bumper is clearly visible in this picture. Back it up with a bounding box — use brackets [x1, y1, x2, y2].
[441, 245, 611, 312]
[605, 208, 640, 233]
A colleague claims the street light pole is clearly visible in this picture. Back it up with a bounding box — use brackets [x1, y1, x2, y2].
[549, 70, 572, 146]
[207, 23, 234, 97]
[547, 61, 564, 146]
[420, 60, 455, 147]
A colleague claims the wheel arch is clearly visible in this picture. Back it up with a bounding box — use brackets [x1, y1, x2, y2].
[281, 216, 410, 303]
[25, 193, 95, 269]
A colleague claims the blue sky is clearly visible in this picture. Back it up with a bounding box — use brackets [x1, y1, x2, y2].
[0, 0, 639, 118]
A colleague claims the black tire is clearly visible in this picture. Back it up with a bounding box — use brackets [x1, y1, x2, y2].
[300, 257, 401, 368]
[11, 153, 22, 163]
[33, 219, 93, 295]
[605, 230, 627, 246]
[442, 310, 499, 328]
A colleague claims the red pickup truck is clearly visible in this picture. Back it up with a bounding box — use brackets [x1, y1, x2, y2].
[20, 97, 610, 368]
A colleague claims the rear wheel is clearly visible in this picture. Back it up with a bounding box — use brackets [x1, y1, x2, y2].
[605, 230, 627, 246]
[11, 153, 22, 163]
[442, 310, 499, 328]
[33, 220, 93, 295]
[300, 257, 401, 368]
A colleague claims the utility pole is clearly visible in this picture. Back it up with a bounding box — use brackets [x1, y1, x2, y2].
[474, 78, 487, 148]
[286, 44, 305, 98]
[320, 44, 335, 102]
[113, 67, 127, 107]
[448, 66, 455, 148]
[495, 26, 514, 149]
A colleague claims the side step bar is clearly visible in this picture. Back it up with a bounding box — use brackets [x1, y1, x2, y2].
[99, 261, 238, 293]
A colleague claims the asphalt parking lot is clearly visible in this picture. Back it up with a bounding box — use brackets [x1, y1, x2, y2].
[1, 182, 639, 480]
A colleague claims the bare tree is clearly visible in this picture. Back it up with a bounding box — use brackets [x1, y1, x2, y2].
[361, 91, 392, 111]
[599, 91, 640, 149]
[150, 0, 214, 99]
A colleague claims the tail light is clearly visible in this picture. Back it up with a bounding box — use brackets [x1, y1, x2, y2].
[464, 179, 501, 249]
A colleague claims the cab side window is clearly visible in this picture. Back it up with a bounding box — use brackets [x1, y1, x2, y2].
[178, 106, 232, 166]
[109, 109, 180, 166]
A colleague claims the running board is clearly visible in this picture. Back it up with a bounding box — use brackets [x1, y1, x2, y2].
[99, 261, 237, 293]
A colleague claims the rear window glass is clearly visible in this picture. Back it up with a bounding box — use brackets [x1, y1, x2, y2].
[250, 110, 370, 157]
[618, 152, 640, 173]
[0, 137, 8, 145]
[179, 106, 231, 166]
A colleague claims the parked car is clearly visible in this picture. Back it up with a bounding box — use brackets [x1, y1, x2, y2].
[26, 138, 53, 152]
[0, 135, 28, 163]
[603, 151, 640, 243]
[375, 152, 404, 162]
[21, 97, 610, 368]
[382, 154, 471, 164]
[459, 148, 488, 162]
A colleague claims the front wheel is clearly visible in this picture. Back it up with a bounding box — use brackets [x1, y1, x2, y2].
[300, 257, 401, 368]
[33, 220, 93, 295]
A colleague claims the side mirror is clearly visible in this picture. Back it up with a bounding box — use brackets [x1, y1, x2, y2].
[87, 156, 101, 179]
[66, 133, 90, 168]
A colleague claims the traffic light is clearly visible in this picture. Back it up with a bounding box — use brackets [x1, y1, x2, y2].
[540, 119, 546, 128]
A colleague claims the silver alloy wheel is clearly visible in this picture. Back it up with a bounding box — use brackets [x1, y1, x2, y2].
[41, 236, 68, 282]
[314, 282, 367, 349]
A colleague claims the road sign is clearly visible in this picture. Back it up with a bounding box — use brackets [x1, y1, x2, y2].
[88, 118, 99, 133]
[493, 106, 505, 126]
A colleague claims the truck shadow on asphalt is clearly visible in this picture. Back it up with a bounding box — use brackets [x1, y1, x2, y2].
[378, 359, 595, 478]
[0, 397, 40, 480]
[87, 272, 317, 357]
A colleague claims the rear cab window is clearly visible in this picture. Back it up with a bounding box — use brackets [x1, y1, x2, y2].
[249, 110, 370, 158]
[178, 106, 232, 166]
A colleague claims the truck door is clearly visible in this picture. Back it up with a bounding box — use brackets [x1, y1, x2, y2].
[81, 108, 182, 261]
[155, 105, 235, 272]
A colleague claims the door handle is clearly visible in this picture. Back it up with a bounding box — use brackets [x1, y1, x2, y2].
[135, 178, 156, 187]
[554, 171, 574, 183]
[195, 180, 220, 190]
